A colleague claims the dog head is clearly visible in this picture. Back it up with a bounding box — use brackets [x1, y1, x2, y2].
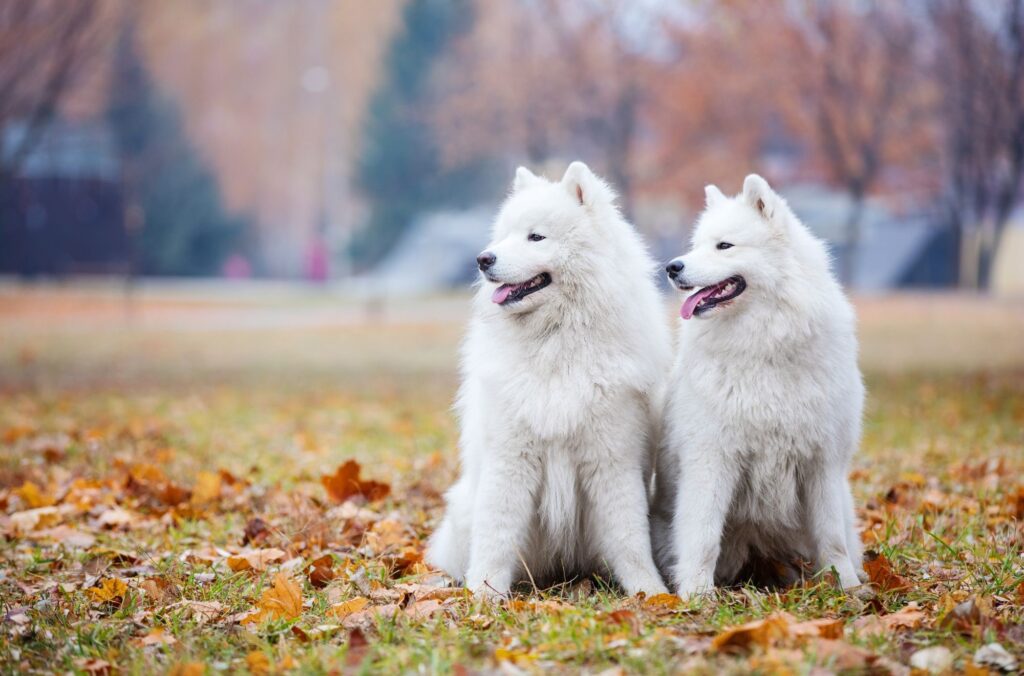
[666, 174, 793, 320]
[477, 162, 616, 315]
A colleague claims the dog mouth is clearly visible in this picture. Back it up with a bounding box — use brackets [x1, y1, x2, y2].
[491, 272, 552, 305]
[679, 276, 746, 319]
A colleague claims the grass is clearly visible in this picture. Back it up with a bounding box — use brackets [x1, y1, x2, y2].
[0, 285, 1022, 674]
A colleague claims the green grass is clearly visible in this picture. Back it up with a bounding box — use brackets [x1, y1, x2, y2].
[0, 289, 1022, 674]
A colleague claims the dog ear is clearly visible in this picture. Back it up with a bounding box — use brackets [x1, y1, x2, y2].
[704, 184, 726, 208]
[513, 166, 542, 192]
[562, 161, 612, 207]
[742, 174, 777, 221]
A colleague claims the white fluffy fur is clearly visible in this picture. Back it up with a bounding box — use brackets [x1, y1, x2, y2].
[426, 162, 671, 597]
[652, 174, 866, 595]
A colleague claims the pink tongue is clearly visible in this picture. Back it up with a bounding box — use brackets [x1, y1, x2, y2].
[492, 284, 514, 304]
[681, 287, 716, 319]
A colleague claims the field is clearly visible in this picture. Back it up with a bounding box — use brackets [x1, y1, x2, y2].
[1, 283, 1022, 675]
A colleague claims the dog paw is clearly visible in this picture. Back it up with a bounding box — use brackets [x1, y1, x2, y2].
[673, 576, 714, 600]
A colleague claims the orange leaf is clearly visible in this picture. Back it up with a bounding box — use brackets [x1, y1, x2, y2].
[168, 663, 206, 676]
[245, 652, 271, 676]
[328, 596, 370, 619]
[643, 593, 684, 615]
[711, 613, 793, 652]
[788, 617, 845, 639]
[87, 578, 129, 604]
[14, 481, 55, 508]
[241, 573, 303, 624]
[321, 460, 390, 503]
[191, 471, 222, 504]
[863, 550, 911, 592]
[226, 548, 286, 573]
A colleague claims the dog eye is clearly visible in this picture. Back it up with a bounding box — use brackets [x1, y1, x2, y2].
[716, 242, 734, 250]
[528, 233, 546, 242]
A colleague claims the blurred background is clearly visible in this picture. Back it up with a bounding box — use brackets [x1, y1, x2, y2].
[1, 0, 1023, 295]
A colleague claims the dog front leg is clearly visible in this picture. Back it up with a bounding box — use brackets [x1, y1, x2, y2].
[805, 465, 862, 589]
[583, 458, 668, 596]
[672, 452, 738, 597]
[464, 451, 540, 599]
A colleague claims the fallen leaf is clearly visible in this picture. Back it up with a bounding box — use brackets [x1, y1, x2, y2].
[9, 506, 61, 532]
[321, 460, 390, 503]
[852, 602, 926, 637]
[342, 603, 399, 629]
[168, 663, 206, 676]
[139, 577, 178, 604]
[226, 548, 286, 573]
[97, 507, 136, 529]
[328, 596, 370, 619]
[711, 613, 792, 652]
[241, 573, 303, 624]
[292, 623, 342, 642]
[404, 599, 443, 619]
[191, 471, 221, 504]
[939, 596, 996, 634]
[306, 554, 337, 589]
[242, 517, 271, 546]
[863, 550, 911, 592]
[135, 627, 177, 647]
[87, 578, 129, 605]
[74, 658, 114, 676]
[245, 651, 271, 676]
[788, 617, 845, 639]
[14, 481, 55, 508]
[643, 593, 685, 615]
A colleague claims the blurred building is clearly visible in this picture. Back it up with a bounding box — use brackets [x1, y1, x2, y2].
[0, 119, 128, 276]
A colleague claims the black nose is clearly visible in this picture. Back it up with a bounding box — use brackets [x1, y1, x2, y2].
[666, 259, 684, 278]
[477, 251, 496, 271]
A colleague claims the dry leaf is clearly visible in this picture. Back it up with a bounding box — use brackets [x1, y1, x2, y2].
[9, 506, 61, 532]
[87, 578, 129, 605]
[404, 599, 443, 619]
[191, 471, 221, 504]
[245, 651, 272, 676]
[863, 550, 911, 592]
[74, 658, 114, 676]
[14, 481, 55, 508]
[788, 617, 845, 639]
[711, 613, 793, 652]
[242, 517, 271, 546]
[643, 593, 684, 615]
[306, 554, 337, 589]
[321, 460, 390, 503]
[168, 663, 206, 676]
[852, 602, 926, 637]
[241, 573, 303, 624]
[135, 628, 177, 647]
[226, 548, 286, 573]
[328, 596, 370, 619]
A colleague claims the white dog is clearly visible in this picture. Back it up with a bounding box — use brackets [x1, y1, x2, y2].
[427, 162, 671, 597]
[652, 174, 865, 596]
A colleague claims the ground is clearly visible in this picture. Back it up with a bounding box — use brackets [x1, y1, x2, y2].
[0, 283, 1022, 675]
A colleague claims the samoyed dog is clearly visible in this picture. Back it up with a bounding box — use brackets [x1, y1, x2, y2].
[426, 162, 671, 598]
[652, 174, 865, 596]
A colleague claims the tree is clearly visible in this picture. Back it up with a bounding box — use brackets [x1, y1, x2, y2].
[106, 20, 244, 276]
[432, 0, 669, 219]
[352, 0, 487, 269]
[0, 1, 110, 180]
[930, 0, 1024, 289]
[789, 1, 927, 286]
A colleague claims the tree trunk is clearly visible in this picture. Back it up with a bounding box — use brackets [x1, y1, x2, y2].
[838, 192, 866, 288]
